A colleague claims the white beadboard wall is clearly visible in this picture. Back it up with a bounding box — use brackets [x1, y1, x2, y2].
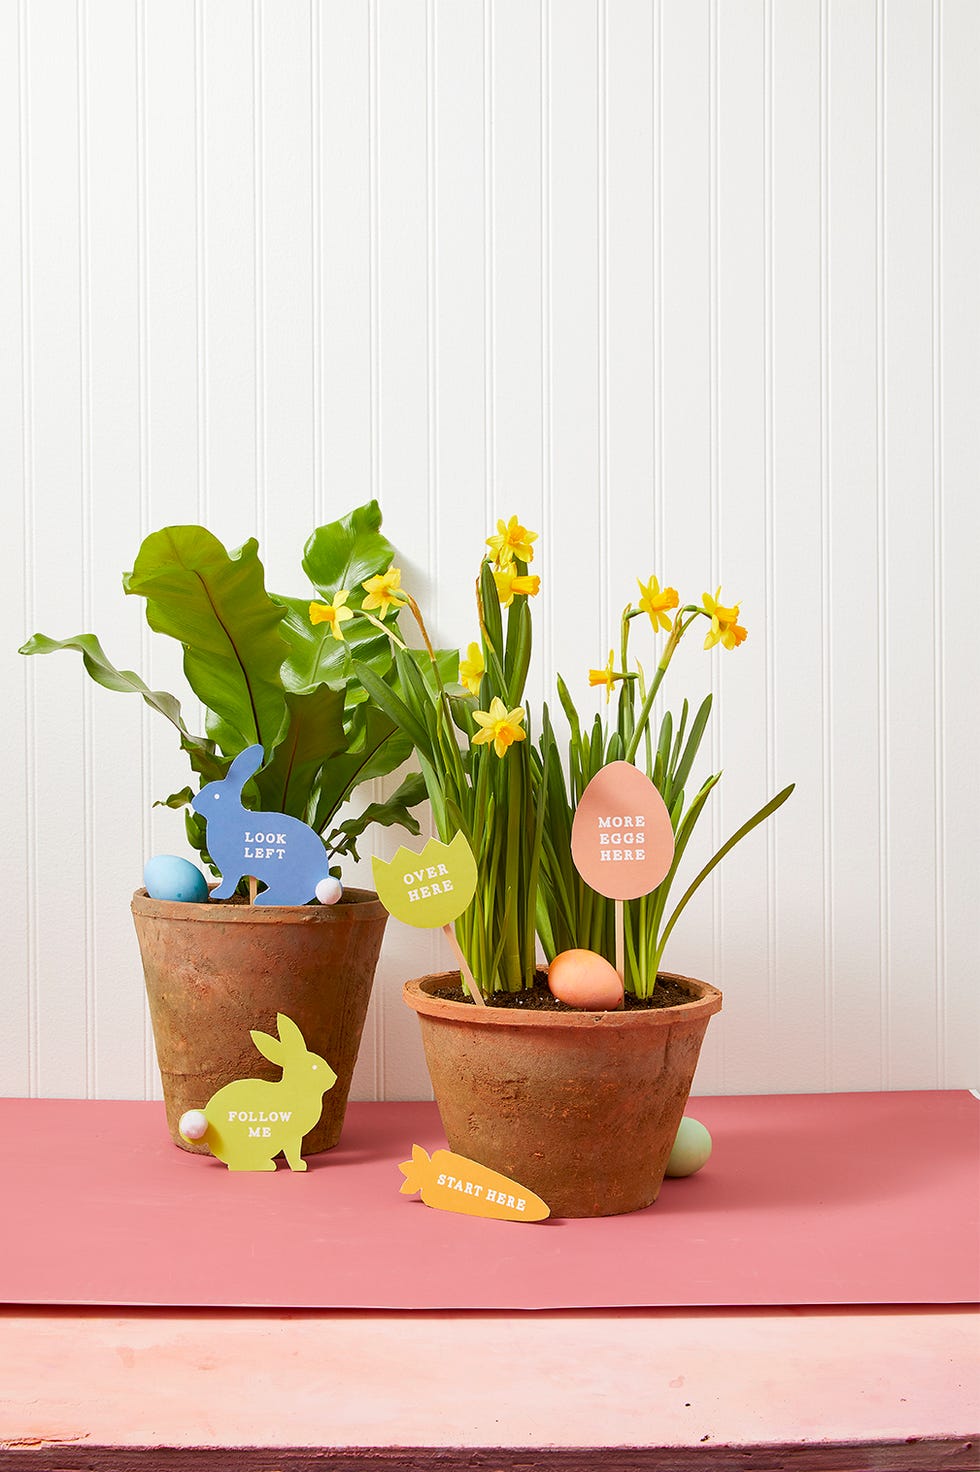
[2, 0, 977, 1102]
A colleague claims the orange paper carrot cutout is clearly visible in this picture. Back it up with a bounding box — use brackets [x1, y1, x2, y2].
[398, 1144, 550, 1221]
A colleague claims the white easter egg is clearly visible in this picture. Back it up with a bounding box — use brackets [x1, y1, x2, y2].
[315, 876, 344, 905]
[144, 854, 209, 904]
[665, 1116, 713, 1177]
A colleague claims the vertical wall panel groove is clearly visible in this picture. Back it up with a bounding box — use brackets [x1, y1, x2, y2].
[252, 0, 265, 541]
[369, 0, 379, 509]
[17, 0, 38, 1096]
[135, 0, 154, 1097]
[194, 0, 207, 525]
[4, 0, 976, 1100]
[827, 0, 881, 1089]
[931, 0, 946, 1084]
[310, 0, 321, 514]
[939, 0, 980, 1087]
[707, 0, 722, 1084]
[540, 0, 553, 684]
[596, 0, 609, 638]
[425, 0, 436, 627]
[367, 0, 381, 1096]
[763, 0, 776, 1053]
[653, 0, 663, 568]
[818, 0, 831, 1090]
[76, 0, 96, 1096]
[883, 0, 938, 1088]
[875, 0, 889, 1087]
[482, 0, 494, 526]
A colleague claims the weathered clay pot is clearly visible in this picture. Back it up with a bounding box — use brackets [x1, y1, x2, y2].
[403, 971, 722, 1218]
[132, 888, 387, 1155]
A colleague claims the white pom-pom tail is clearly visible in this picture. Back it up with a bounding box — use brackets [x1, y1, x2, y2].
[179, 1109, 209, 1141]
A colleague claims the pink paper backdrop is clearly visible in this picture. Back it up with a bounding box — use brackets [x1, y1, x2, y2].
[2, 1092, 976, 1310]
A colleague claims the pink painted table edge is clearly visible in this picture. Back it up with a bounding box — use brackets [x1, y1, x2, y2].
[0, 1303, 976, 1467]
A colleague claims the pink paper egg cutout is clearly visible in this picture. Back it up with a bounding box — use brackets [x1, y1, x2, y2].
[548, 949, 624, 1010]
[570, 761, 675, 900]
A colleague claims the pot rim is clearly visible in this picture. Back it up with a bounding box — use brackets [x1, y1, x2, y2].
[403, 969, 722, 1029]
[131, 885, 387, 923]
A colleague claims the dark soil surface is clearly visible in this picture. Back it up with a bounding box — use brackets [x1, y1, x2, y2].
[431, 973, 695, 1012]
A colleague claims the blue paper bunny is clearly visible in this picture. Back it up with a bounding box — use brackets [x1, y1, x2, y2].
[191, 745, 333, 906]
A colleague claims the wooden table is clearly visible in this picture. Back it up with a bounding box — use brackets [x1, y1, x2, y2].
[1, 1302, 977, 1469]
[1, 1095, 976, 1469]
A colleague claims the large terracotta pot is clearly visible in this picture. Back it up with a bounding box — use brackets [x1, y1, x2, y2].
[403, 971, 722, 1218]
[132, 887, 388, 1155]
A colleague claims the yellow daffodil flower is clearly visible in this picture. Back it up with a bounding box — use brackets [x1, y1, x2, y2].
[309, 591, 355, 642]
[486, 516, 538, 568]
[471, 696, 527, 758]
[458, 641, 485, 697]
[637, 574, 679, 633]
[361, 566, 408, 618]
[493, 568, 541, 607]
[589, 650, 617, 703]
[701, 588, 747, 651]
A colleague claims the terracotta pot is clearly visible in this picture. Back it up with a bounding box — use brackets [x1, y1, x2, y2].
[132, 887, 388, 1155]
[403, 971, 722, 1218]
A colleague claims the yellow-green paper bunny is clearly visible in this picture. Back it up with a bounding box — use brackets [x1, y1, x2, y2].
[179, 1013, 336, 1171]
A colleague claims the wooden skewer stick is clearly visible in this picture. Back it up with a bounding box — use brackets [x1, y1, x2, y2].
[443, 924, 486, 1007]
[614, 900, 626, 1009]
[248, 875, 258, 905]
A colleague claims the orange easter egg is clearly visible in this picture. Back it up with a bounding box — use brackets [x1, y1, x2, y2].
[570, 760, 675, 900]
[548, 949, 624, 1010]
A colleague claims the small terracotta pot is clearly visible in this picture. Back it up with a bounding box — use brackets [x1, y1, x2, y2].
[132, 888, 387, 1155]
[403, 971, 722, 1218]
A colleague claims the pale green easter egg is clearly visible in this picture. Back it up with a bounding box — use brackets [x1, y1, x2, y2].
[665, 1116, 712, 1177]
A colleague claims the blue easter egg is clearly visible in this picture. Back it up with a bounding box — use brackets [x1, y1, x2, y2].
[143, 854, 209, 904]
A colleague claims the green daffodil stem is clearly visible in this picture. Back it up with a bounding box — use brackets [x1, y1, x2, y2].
[623, 644, 671, 765]
[624, 608, 699, 765]
[619, 605, 633, 675]
[403, 593, 442, 684]
[502, 761, 524, 990]
[360, 611, 409, 650]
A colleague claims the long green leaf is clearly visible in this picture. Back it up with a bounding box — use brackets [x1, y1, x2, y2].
[344, 708, 415, 786]
[301, 500, 397, 600]
[479, 559, 503, 659]
[667, 698, 689, 781]
[657, 783, 796, 960]
[606, 730, 624, 763]
[504, 590, 533, 708]
[656, 710, 673, 790]
[19, 630, 205, 748]
[154, 786, 195, 811]
[310, 703, 404, 833]
[352, 659, 432, 756]
[328, 771, 428, 859]
[123, 526, 288, 753]
[555, 675, 582, 750]
[666, 693, 712, 810]
[257, 685, 348, 820]
[274, 593, 392, 696]
[524, 736, 550, 972]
